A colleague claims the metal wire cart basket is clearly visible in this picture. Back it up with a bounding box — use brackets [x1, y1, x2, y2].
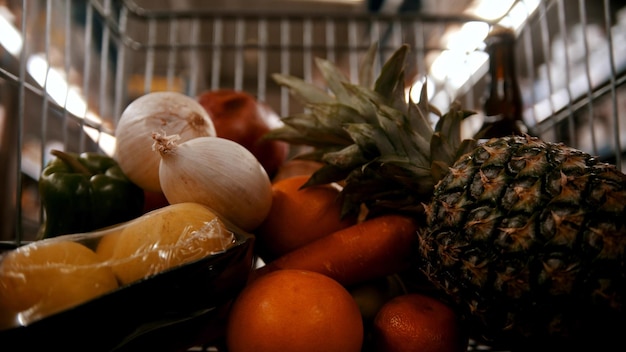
[0, 0, 625, 350]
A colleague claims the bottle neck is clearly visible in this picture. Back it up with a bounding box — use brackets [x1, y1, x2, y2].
[487, 41, 519, 98]
[478, 30, 527, 140]
[483, 35, 523, 120]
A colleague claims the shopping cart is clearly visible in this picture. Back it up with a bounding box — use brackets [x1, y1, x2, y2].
[0, 0, 485, 243]
[0, 0, 624, 350]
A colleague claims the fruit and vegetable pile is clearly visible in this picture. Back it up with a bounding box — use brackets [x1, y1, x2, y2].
[0, 43, 625, 352]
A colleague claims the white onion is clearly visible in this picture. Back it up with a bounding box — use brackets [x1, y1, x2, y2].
[115, 91, 216, 192]
[153, 132, 273, 232]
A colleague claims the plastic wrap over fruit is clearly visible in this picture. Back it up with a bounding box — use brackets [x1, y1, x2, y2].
[0, 202, 254, 351]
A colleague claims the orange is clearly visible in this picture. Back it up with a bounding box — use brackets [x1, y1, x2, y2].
[255, 175, 356, 261]
[226, 269, 363, 352]
[0, 240, 119, 328]
[372, 293, 467, 352]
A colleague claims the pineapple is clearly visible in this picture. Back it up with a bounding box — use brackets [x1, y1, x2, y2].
[269, 44, 477, 219]
[265, 43, 626, 349]
[423, 135, 626, 348]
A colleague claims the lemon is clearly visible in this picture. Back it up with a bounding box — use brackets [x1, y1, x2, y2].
[108, 202, 236, 285]
[0, 240, 119, 328]
[95, 228, 123, 262]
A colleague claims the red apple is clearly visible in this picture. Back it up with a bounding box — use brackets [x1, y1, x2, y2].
[197, 89, 289, 178]
[143, 190, 169, 213]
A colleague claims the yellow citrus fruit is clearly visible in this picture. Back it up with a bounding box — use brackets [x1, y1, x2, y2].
[226, 269, 364, 352]
[108, 202, 236, 285]
[372, 293, 467, 352]
[0, 240, 119, 328]
[255, 175, 357, 261]
[94, 228, 123, 262]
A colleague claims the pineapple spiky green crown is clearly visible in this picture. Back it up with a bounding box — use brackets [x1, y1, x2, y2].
[266, 43, 477, 219]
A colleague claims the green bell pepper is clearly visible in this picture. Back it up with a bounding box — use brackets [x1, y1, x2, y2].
[38, 149, 145, 239]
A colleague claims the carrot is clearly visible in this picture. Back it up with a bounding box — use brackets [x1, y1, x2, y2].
[251, 214, 420, 287]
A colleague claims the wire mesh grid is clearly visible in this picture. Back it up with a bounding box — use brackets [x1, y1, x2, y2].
[1, 0, 625, 244]
[0, 0, 625, 349]
[0, 0, 498, 243]
[518, 0, 626, 163]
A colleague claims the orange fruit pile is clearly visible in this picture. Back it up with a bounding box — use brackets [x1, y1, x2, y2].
[235, 173, 467, 351]
[226, 269, 363, 352]
[254, 175, 356, 261]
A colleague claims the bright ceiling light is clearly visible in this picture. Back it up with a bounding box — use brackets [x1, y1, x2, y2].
[522, 0, 541, 15]
[430, 50, 469, 82]
[465, 50, 489, 73]
[430, 50, 453, 81]
[470, 0, 515, 20]
[499, 0, 540, 30]
[0, 6, 23, 56]
[446, 21, 490, 52]
[499, 0, 536, 30]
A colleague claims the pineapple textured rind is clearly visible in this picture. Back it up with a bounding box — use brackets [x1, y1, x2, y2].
[420, 135, 626, 346]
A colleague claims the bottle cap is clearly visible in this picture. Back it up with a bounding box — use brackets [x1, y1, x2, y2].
[485, 25, 516, 46]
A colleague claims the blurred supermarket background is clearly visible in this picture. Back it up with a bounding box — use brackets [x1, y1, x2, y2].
[1, 0, 625, 240]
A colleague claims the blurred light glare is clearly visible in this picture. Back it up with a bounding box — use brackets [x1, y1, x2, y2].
[427, 0, 541, 111]
[522, 0, 541, 15]
[431, 90, 451, 112]
[499, 1, 533, 30]
[0, 6, 22, 56]
[27, 54, 103, 125]
[430, 50, 468, 82]
[465, 50, 489, 73]
[447, 70, 470, 90]
[27, 55, 48, 86]
[408, 77, 435, 103]
[83, 126, 116, 157]
[472, 0, 515, 20]
[446, 21, 490, 52]
[430, 50, 453, 81]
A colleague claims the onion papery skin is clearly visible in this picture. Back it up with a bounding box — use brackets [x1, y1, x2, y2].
[157, 136, 273, 232]
[115, 91, 217, 192]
